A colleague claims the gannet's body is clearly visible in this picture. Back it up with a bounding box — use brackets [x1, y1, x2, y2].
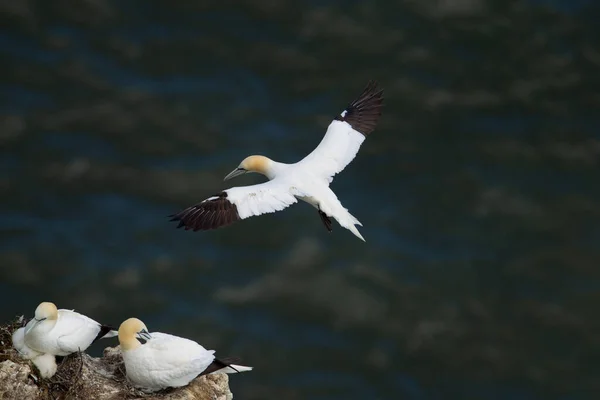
[13, 320, 58, 377]
[118, 318, 252, 392]
[170, 81, 384, 241]
[12, 319, 41, 359]
[12, 302, 117, 378]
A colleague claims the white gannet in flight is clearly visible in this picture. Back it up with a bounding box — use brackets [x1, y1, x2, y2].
[170, 80, 384, 241]
[118, 318, 252, 392]
[12, 301, 118, 378]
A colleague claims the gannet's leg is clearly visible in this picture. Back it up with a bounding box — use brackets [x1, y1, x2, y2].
[318, 209, 333, 232]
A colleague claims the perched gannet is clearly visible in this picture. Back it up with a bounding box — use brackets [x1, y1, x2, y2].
[13, 301, 117, 378]
[170, 81, 384, 241]
[118, 318, 252, 392]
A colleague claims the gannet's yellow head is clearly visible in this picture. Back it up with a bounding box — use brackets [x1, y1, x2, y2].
[224, 155, 272, 181]
[118, 318, 152, 351]
[34, 302, 58, 322]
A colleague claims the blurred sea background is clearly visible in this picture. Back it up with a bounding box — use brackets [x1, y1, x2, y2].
[1, 1, 599, 399]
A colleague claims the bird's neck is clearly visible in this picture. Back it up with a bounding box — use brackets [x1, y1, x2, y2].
[120, 338, 142, 351]
[263, 160, 287, 180]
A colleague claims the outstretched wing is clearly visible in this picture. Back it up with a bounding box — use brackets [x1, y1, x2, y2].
[169, 180, 300, 231]
[298, 80, 384, 182]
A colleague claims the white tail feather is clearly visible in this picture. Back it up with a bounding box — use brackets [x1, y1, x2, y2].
[102, 330, 118, 339]
[347, 224, 365, 242]
[350, 214, 362, 226]
[333, 209, 365, 241]
[218, 364, 253, 374]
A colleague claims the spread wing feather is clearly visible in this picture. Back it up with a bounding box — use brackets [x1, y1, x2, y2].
[170, 180, 302, 231]
[298, 80, 384, 182]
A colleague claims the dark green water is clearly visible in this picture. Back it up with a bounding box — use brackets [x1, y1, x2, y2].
[1, 1, 599, 399]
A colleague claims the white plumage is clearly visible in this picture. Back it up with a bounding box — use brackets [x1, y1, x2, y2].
[171, 81, 383, 241]
[12, 302, 117, 378]
[118, 318, 252, 392]
[297, 119, 366, 183]
[25, 311, 113, 356]
[12, 324, 41, 360]
[225, 180, 303, 220]
[32, 353, 59, 379]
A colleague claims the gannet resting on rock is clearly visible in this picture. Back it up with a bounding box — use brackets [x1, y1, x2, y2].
[118, 318, 252, 392]
[170, 80, 384, 241]
[12, 301, 117, 378]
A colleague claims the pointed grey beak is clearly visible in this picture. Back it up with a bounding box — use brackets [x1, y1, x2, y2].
[137, 329, 152, 342]
[224, 167, 247, 181]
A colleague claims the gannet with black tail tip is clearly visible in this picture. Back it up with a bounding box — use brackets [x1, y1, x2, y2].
[13, 301, 118, 378]
[170, 80, 384, 241]
[118, 318, 252, 392]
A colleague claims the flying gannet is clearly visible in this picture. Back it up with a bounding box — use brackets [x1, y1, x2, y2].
[118, 318, 252, 392]
[170, 80, 384, 241]
[13, 301, 118, 378]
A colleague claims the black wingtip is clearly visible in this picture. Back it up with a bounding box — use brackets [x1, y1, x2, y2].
[198, 357, 243, 377]
[169, 193, 241, 232]
[93, 324, 116, 343]
[334, 80, 384, 136]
